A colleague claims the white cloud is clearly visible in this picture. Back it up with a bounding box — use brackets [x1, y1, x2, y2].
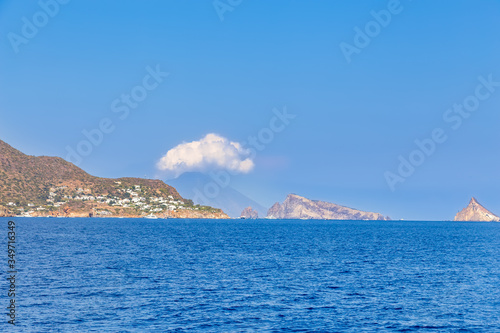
[157, 133, 254, 178]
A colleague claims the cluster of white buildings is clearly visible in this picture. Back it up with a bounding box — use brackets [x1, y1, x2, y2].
[50, 185, 190, 213]
[7, 184, 203, 217]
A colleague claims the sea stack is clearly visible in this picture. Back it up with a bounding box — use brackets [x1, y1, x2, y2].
[240, 207, 259, 219]
[454, 197, 500, 222]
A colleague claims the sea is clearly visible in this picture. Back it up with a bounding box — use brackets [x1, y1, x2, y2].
[1, 218, 499, 332]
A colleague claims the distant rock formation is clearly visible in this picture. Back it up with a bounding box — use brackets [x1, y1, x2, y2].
[240, 206, 258, 219]
[454, 197, 500, 222]
[267, 194, 390, 220]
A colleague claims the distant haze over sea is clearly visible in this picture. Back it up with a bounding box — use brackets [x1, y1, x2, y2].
[168, 172, 268, 218]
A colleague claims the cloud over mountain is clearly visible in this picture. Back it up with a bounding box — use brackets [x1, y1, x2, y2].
[157, 133, 254, 178]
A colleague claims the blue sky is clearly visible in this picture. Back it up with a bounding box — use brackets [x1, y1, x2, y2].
[0, 0, 499, 220]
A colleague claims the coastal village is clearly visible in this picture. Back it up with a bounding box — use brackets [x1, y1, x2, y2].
[0, 138, 229, 219]
[2, 181, 228, 219]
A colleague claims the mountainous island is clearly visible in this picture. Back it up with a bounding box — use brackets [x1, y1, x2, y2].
[0, 140, 228, 218]
[266, 194, 390, 220]
[454, 197, 500, 222]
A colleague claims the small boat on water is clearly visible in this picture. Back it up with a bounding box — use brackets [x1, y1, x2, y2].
[144, 214, 158, 219]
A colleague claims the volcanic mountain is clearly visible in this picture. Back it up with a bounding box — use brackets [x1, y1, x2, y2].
[168, 172, 268, 218]
[454, 197, 500, 222]
[267, 194, 390, 220]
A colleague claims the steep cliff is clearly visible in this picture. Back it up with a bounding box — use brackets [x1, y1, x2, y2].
[454, 197, 500, 222]
[267, 194, 389, 220]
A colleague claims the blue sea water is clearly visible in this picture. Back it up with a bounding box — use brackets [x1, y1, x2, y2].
[1, 218, 499, 332]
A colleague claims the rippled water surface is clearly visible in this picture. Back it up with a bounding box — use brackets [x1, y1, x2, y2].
[1, 218, 499, 332]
